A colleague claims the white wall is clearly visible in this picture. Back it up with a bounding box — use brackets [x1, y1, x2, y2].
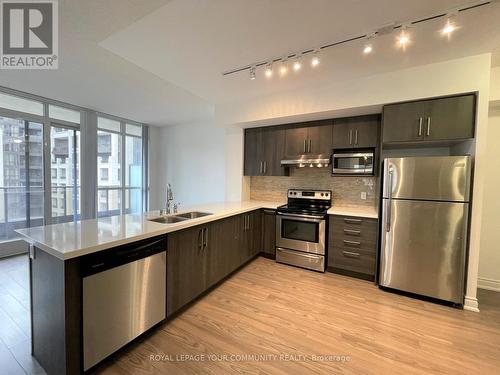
[149, 121, 226, 209]
[490, 66, 500, 101]
[478, 106, 500, 291]
[216, 53, 492, 311]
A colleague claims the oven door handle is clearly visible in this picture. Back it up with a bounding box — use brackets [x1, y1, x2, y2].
[277, 212, 325, 221]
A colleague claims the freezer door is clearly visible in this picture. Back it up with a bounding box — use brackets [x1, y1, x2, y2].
[380, 199, 468, 303]
[383, 156, 471, 202]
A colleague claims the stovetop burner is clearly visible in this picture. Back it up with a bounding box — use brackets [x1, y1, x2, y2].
[276, 189, 332, 217]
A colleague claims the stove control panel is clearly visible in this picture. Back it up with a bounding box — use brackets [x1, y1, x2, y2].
[287, 189, 331, 200]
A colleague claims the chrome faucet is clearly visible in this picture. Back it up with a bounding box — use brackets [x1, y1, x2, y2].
[166, 183, 174, 214]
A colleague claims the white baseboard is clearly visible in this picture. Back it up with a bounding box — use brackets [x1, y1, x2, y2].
[478, 277, 500, 292]
[464, 296, 480, 312]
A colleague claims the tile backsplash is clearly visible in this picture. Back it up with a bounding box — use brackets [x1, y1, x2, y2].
[250, 168, 378, 207]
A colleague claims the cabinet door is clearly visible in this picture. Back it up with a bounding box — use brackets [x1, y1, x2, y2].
[382, 101, 426, 143]
[250, 210, 262, 257]
[244, 128, 263, 176]
[239, 211, 262, 262]
[167, 225, 206, 316]
[205, 218, 239, 288]
[285, 127, 308, 156]
[349, 116, 379, 148]
[307, 123, 333, 154]
[262, 127, 287, 176]
[424, 95, 475, 141]
[262, 210, 276, 256]
[332, 120, 353, 148]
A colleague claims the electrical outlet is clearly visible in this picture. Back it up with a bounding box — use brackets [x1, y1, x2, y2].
[361, 192, 367, 200]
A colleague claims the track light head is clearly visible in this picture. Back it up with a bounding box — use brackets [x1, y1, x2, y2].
[311, 50, 320, 67]
[279, 59, 288, 76]
[397, 25, 411, 50]
[441, 13, 458, 38]
[293, 55, 302, 71]
[363, 33, 376, 55]
[264, 63, 273, 78]
[249, 66, 256, 80]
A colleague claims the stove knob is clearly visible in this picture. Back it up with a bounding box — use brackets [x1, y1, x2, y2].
[321, 193, 324, 196]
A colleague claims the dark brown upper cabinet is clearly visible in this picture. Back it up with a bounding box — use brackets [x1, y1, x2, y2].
[244, 127, 287, 176]
[332, 115, 380, 149]
[284, 120, 333, 156]
[383, 94, 475, 144]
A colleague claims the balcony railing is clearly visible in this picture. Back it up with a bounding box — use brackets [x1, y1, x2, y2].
[0, 185, 80, 242]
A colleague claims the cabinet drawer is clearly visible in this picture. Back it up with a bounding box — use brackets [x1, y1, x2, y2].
[329, 215, 377, 246]
[328, 246, 375, 275]
[330, 235, 376, 253]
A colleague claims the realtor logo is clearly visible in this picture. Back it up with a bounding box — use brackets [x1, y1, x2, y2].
[1, 0, 58, 69]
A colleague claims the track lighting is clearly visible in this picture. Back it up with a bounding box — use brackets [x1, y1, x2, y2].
[249, 66, 256, 80]
[264, 63, 273, 78]
[220, 0, 494, 80]
[397, 25, 410, 50]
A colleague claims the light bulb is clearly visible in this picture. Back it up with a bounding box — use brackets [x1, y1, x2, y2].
[397, 28, 410, 50]
[363, 44, 373, 54]
[293, 60, 301, 71]
[441, 16, 457, 38]
[280, 63, 288, 76]
[264, 63, 273, 78]
[311, 55, 320, 67]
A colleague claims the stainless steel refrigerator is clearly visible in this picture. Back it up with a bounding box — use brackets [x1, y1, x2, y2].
[380, 156, 471, 304]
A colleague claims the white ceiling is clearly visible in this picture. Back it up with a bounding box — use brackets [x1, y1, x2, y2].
[1, 0, 500, 126]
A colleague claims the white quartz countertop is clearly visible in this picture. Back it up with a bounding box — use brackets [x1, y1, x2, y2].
[16, 201, 284, 260]
[327, 205, 378, 219]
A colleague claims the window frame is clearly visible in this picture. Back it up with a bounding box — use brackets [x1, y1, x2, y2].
[96, 113, 145, 217]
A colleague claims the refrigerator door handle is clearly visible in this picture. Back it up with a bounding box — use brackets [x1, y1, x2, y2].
[386, 167, 393, 232]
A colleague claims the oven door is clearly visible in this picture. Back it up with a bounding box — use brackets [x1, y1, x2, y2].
[332, 152, 374, 175]
[276, 213, 326, 255]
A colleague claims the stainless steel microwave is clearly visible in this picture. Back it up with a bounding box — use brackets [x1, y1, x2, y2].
[332, 150, 374, 175]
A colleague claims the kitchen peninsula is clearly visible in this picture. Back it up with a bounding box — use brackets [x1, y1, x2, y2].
[17, 200, 378, 375]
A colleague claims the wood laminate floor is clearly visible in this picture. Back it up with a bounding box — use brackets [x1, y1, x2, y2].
[0, 254, 45, 375]
[1, 255, 499, 375]
[97, 257, 500, 375]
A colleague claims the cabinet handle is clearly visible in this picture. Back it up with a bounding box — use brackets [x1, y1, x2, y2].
[344, 218, 362, 224]
[198, 229, 203, 249]
[203, 227, 208, 249]
[426, 117, 431, 136]
[263, 161, 267, 174]
[349, 130, 353, 145]
[343, 250, 360, 258]
[355, 130, 358, 145]
[343, 240, 361, 246]
[344, 229, 361, 236]
[418, 117, 423, 136]
[308, 139, 312, 153]
[303, 139, 307, 153]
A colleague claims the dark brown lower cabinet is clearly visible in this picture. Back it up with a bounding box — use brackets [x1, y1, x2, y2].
[261, 209, 276, 258]
[167, 210, 261, 317]
[167, 224, 207, 316]
[327, 215, 378, 281]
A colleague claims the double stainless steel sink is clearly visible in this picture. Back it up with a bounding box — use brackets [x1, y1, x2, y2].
[148, 211, 212, 224]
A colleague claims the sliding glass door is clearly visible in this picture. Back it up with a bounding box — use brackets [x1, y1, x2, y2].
[0, 116, 44, 248]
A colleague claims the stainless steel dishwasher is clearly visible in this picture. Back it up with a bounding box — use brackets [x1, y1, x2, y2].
[82, 236, 167, 371]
